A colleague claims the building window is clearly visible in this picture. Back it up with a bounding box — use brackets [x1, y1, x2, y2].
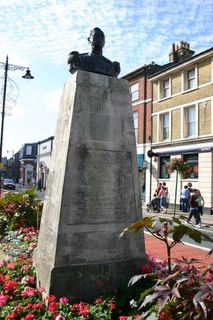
[26, 145, 32, 155]
[133, 111, 138, 143]
[159, 156, 170, 179]
[184, 67, 196, 91]
[130, 83, 139, 101]
[184, 105, 196, 137]
[160, 78, 170, 99]
[160, 113, 170, 140]
[183, 154, 198, 179]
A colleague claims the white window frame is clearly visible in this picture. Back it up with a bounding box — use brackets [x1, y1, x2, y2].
[160, 112, 170, 141]
[130, 83, 139, 101]
[183, 105, 196, 138]
[182, 65, 197, 92]
[158, 77, 171, 100]
[133, 111, 138, 143]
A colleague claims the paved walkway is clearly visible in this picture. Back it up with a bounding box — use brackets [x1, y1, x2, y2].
[143, 207, 213, 268]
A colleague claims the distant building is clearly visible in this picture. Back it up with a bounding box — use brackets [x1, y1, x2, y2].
[19, 143, 37, 186]
[10, 150, 20, 182]
[149, 42, 213, 212]
[37, 136, 54, 189]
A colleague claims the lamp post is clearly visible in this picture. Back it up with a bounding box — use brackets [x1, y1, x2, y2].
[0, 55, 34, 166]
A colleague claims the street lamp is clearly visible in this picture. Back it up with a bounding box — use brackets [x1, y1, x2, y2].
[0, 55, 34, 166]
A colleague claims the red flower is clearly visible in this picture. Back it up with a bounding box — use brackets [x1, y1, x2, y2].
[5, 312, 17, 319]
[108, 301, 116, 309]
[25, 315, 35, 320]
[3, 280, 18, 293]
[140, 263, 153, 274]
[78, 303, 89, 317]
[119, 317, 129, 320]
[48, 301, 58, 312]
[32, 302, 44, 310]
[0, 273, 5, 284]
[0, 294, 7, 307]
[94, 298, 103, 304]
[46, 294, 56, 302]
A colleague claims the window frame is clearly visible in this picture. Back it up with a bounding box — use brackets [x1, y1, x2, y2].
[160, 112, 170, 141]
[183, 105, 196, 138]
[130, 83, 139, 101]
[159, 156, 170, 179]
[183, 153, 198, 179]
[159, 77, 171, 100]
[183, 65, 197, 92]
[133, 111, 139, 143]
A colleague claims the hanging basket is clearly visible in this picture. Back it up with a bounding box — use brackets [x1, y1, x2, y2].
[166, 158, 188, 177]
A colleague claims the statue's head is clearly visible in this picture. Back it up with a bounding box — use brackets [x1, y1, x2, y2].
[88, 27, 105, 49]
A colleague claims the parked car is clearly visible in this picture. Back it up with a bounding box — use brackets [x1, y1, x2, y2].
[3, 178, 16, 190]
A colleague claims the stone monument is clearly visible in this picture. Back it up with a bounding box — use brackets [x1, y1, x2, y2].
[34, 28, 145, 302]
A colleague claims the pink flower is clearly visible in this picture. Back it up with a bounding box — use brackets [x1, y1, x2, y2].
[21, 265, 30, 272]
[0, 294, 7, 307]
[59, 296, 69, 304]
[119, 317, 129, 320]
[55, 315, 65, 320]
[21, 275, 35, 285]
[8, 263, 15, 269]
[21, 286, 36, 297]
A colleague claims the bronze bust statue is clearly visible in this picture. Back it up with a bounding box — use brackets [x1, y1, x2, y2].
[67, 27, 120, 78]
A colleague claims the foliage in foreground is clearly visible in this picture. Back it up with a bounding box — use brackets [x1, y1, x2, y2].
[0, 227, 213, 319]
[120, 216, 213, 319]
[0, 188, 42, 235]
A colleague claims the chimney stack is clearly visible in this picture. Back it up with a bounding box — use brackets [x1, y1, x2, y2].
[169, 41, 195, 63]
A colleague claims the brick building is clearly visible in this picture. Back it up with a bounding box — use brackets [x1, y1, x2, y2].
[123, 63, 162, 202]
[149, 43, 213, 213]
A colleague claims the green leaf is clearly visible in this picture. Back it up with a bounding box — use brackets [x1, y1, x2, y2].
[120, 217, 155, 236]
[186, 228, 202, 243]
[172, 225, 187, 242]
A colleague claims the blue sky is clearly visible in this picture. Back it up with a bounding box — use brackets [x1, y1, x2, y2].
[0, 0, 212, 157]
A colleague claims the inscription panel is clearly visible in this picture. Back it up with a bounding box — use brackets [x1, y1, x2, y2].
[66, 149, 136, 224]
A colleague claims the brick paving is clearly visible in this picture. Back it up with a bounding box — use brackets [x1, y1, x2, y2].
[144, 232, 213, 268]
[143, 208, 213, 268]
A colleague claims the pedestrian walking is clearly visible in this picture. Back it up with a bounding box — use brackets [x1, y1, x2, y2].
[162, 181, 169, 208]
[197, 190, 204, 220]
[180, 185, 190, 212]
[186, 190, 201, 227]
[159, 185, 167, 213]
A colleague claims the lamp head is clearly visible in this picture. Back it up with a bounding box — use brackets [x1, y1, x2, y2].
[22, 68, 34, 79]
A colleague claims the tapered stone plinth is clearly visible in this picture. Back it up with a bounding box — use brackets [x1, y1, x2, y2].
[33, 71, 145, 302]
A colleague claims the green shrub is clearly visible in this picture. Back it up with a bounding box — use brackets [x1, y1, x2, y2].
[0, 188, 43, 235]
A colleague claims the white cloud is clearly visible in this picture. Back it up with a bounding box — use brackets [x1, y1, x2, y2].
[43, 88, 62, 111]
